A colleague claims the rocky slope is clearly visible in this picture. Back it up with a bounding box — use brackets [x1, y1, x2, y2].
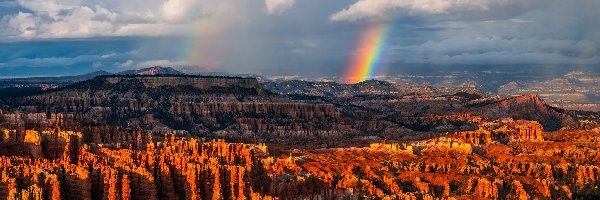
[467, 94, 573, 130]
[0, 66, 183, 90]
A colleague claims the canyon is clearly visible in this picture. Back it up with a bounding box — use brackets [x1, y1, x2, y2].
[0, 74, 598, 199]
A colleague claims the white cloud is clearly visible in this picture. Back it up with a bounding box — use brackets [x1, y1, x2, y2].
[100, 53, 116, 58]
[0, 1, 19, 8]
[162, 0, 202, 23]
[330, 0, 501, 22]
[265, 0, 295, 15]
[384, 17, 600, 65]
[2, 0, 276, 39]
[291, 49, 304, 54]
[119, 60, 134, 68]
[2, 0, 243, 39]
[8, 12, 37, 38]
[301, 39, 318, 48]
[116, 59, 214, 72]
[137, 59, 190, 67]
[115, 59, 189, 68]
[6, 1, 124, 39]
[92, 61, 102, 68]
[510, 18, 534, 24]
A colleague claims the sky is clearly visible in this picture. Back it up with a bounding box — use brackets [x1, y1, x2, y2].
[0, 0, 599, 78]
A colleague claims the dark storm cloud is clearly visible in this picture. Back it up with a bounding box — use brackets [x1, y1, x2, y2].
[0, 37, 193, 76]
[382, 0, 600, 66]
[0, 0, 598, 77]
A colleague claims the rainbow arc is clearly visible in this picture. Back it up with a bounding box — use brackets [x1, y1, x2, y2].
[345, 23, 389, 83]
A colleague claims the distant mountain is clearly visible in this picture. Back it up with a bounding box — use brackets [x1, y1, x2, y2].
[118, 66, 183, 75]
[0, 70, 113, 89]
[263, 79, 400, 98]
[77, 70, 113, 79]
[264, 79, 483, 98]
[0, 70, 112, 83]
[0, 67, 186, 89]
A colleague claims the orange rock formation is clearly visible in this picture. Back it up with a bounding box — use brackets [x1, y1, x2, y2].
[0, 126, 598, 199]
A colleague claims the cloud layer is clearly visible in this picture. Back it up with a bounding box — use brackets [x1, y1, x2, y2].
[0, 0, 598, 77]
[330, 0, 499, 21]
[3, 0, 262, 39]
[265, 0, 295, 15]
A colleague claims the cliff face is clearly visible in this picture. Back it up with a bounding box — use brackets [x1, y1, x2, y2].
[453, 128, 494, 145]
[469, 94, 571, 131]
[12, 76, 361, 143]
[451, 119, 544, 144]
[513, 120, 544, 141]
[102, 76, 262, 89]
[0, 129, 81, 160]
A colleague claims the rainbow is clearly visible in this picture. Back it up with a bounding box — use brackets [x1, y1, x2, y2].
[345, 23, 389, 83]
[181, 21, 215, 67]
